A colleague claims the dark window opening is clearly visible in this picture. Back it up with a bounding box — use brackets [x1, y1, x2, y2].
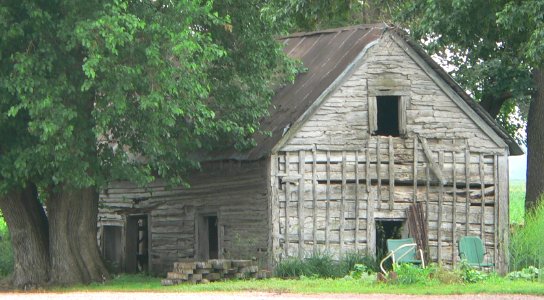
[376, 96, 400, 137]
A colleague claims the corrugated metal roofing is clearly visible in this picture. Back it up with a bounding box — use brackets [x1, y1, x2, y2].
[213, 24, 522, 160]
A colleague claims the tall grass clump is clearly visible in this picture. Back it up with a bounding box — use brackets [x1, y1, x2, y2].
[339, 250, 378, 275]
[510, 199, 544, 271]
[0, 214, 13, 277]
[275, 251, 377, 279]
[273, 257, 310, 278]
[509, 180, 526, 225]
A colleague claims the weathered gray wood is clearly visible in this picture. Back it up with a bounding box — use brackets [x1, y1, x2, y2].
[367, 188, 376, 258]
[419, 136, 446, 184]
[399, 96, 408, 136]
[497, 153, 509, 274]
[437, 151, 444, 264]
[479, 153, 485, 241]
[312, 148, 318, 252]
[326, 151, 331, 250]
[285, 152, 291, 257]
[354, 150, 360, 250]
[368, 96, 377, 134]
[269, 154, 279, 266]
[452, 149, 458, 266]
[298, 150, 305, 258]
[340, 151, 347, 258]
[493, 154, 499, 267]
[389, 33, 508, 150]
[465, 143, 470, 236]
[389, 136, 395, 210]
[425, 165, 430, 227]
[377, 136, 382, 209]
[365, 147, 371, 193]
[413, 136, 418, 203]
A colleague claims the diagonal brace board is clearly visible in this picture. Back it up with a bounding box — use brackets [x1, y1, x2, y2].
[418, 136, 446, 185]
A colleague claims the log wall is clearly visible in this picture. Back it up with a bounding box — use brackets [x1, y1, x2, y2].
[98, 159, 270, 275]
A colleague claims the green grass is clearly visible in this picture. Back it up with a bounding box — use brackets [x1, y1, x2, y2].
[0, 216, 13, 277]
[510, 180, 526, 225]
[57, 274, 544, 295]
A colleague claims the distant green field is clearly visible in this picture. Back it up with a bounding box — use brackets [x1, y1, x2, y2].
[510, 180, 526, 225]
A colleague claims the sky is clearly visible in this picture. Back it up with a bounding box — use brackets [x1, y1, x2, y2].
[509, 149, 527, 181]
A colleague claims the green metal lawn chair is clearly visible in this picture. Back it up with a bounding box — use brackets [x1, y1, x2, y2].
[379, 238, 425, 274]
[458, 236, 494, 268]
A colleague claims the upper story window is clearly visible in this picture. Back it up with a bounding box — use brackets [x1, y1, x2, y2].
[376, 96, 400, 136]
[369, 94, 407, 137]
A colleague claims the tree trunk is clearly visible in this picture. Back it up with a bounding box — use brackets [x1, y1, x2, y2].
[48, 184, 109, 285]
[0, 184, 49, 289]
[526, 68, 544, 211]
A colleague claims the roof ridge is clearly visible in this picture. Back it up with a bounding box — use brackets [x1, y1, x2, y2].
[279, 23, 389, 40]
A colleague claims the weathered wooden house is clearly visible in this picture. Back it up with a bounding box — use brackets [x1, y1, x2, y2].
[97, 24, 523, 275]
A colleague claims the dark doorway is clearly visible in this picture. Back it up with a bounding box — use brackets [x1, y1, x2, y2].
[197, 213, 219, 260]
[125, 215, 149, 273]
[102, 225, 122, 272]
[375, 220, 404, 260]
[207, 216, 219, 259]
[375, 96, 400, 136]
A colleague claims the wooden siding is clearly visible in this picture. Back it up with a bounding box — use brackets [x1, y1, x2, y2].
[273, 141, 505, 269]
[98, 159, 270, 275]
[282, 34, 505, 154]
[274, 33, 509, 272]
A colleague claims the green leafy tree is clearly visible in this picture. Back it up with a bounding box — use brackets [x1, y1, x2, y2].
[398, 0, 544, 211]
[0, 0, 296, 288]
[264, 0, 403, 32]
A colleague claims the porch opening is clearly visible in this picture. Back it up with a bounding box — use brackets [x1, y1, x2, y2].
[125, 215, 149, 273]
[197, 213, 219, 260]
[375, 219, 404, 260]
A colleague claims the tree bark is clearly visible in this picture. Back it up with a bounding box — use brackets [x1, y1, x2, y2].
[48, 184, 109, 285]
[526, 68, 544, 211]
[479, 92, 510, 119]
[0, 184, 49, 289]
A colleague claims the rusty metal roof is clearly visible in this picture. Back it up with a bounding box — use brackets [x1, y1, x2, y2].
[212, 24, 522, 160]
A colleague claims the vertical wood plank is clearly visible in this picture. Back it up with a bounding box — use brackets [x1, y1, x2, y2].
[497, 153, 509, 274]
[368, 96, 377, 134]
[452, 150, 458, 267]
[355, 150, 360, 250]
[465, 143, 470, 236]
[298, 150, 305, 258]
[398, 96, 407, 136]
[312, 148, 318, 252]
[493, 154, 499, 267]
[365, 142, 372, 253]
[270, 154, 280, 265]
[479, 153, 485, 241]
[285, 152, 291, 257]
[413, 136, 418, 203]
[389, 136, 395, 210]
[377, 136, 382, 209]
[366, 146, 371, 193]
[437, 151, 444, 264]
[326, 150, 331, 250]
[425, 165, 430, 227]
[340, 151, 347, 259]
[367, 188, 376, 258]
